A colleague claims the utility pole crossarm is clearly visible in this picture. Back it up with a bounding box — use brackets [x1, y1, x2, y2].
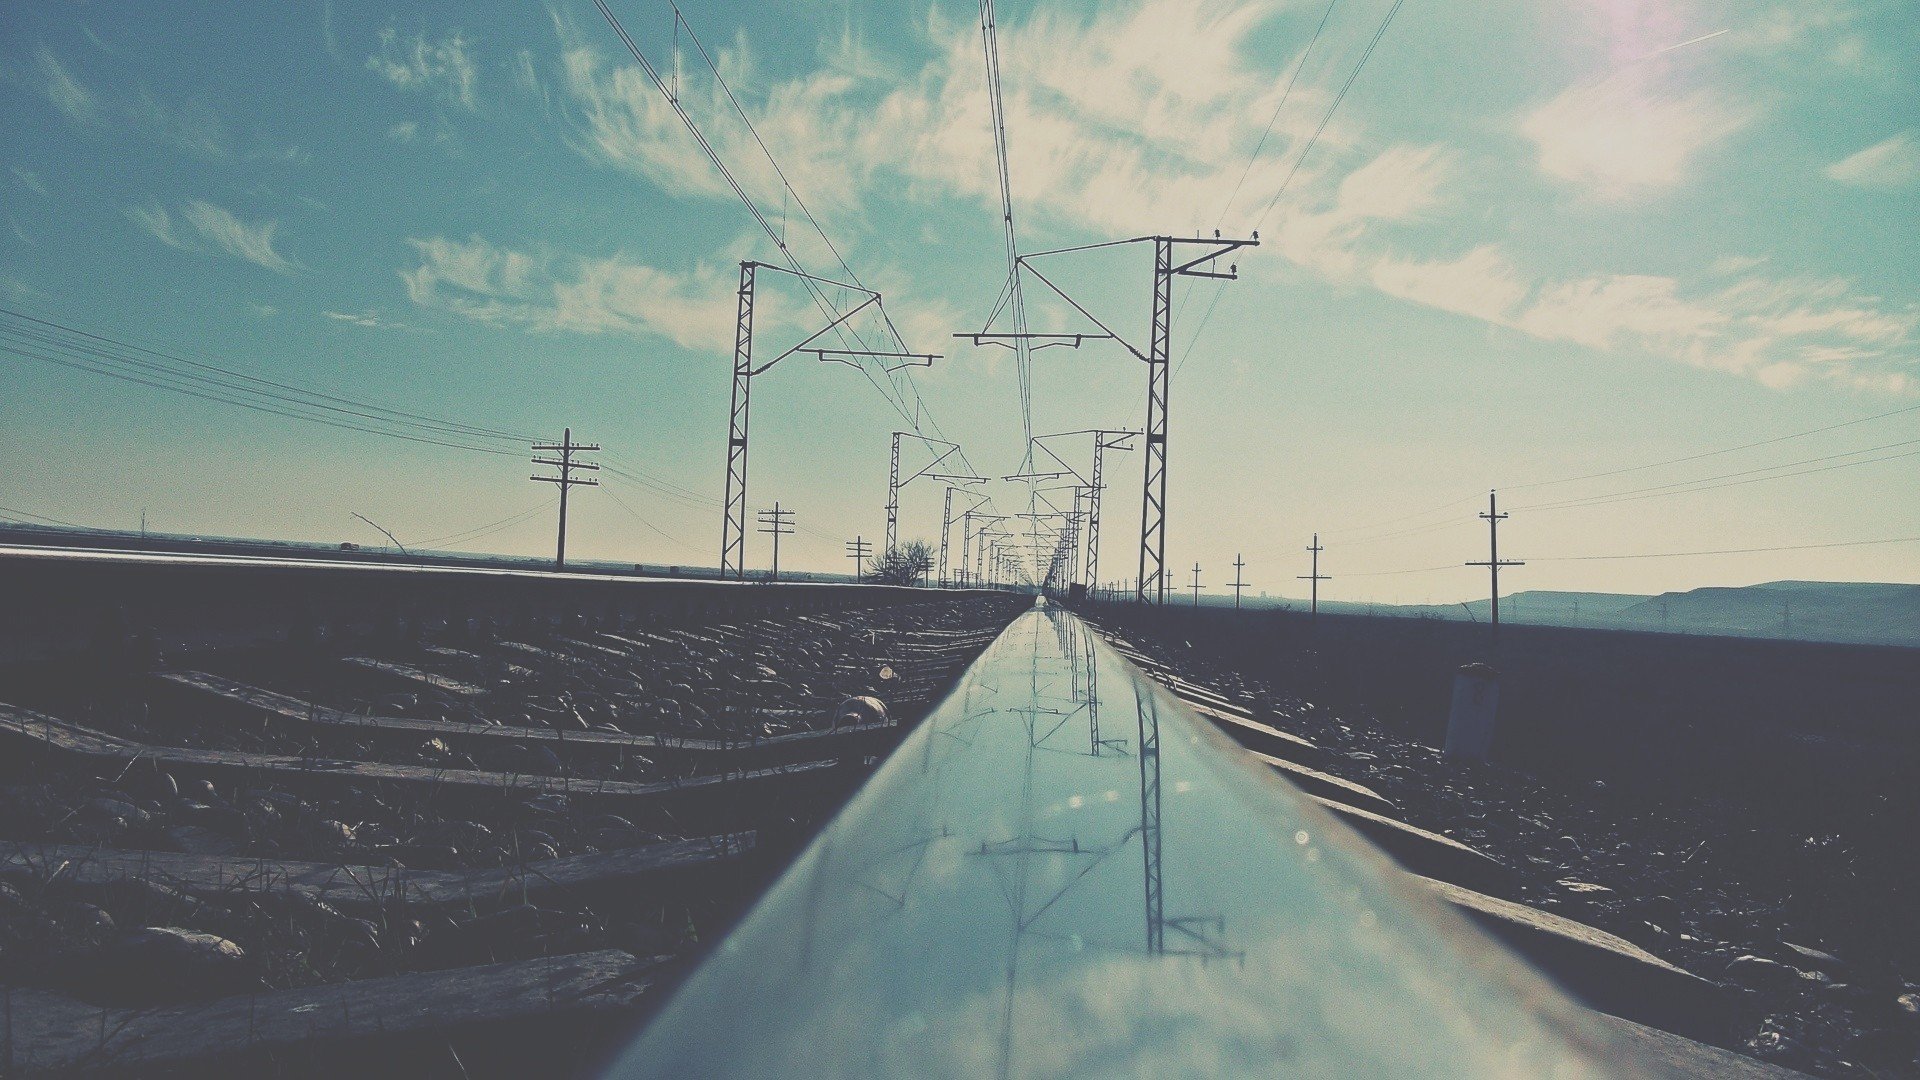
[1466, 491, 1524, 636]
[845, 535, 872, 581]
[1298, 533, 1330, 617]
[757, 502, 796, 581]
[531, 428, 598, 570]
[1163, 235, 1257, 276]
[951, 332, 1111, 352]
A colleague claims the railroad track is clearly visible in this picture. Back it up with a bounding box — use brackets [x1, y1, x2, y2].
[607, 605, 1801, 1079]
[1069, 616, 1836, 1077]
[0, 591, 1027, 1076]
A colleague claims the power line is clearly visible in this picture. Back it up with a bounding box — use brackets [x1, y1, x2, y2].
[412, 498, 556, 549]
[1535, 535, 1920, 562]
[1503, 400, 1920, 493]
[1216, 0, 1342, 231]
[1337, 517, 1474, 548]
[1341, 562, 1462, 578]
[1169, 0, 1405, 384]
[1252, 0, 1407, 232]
[978, 0, 1034, 448]
[595, 0, 979, 477]
[1337, 400, 1920, 538]
[4, 342, 524, 457]
[0, 505, 95, 530]
[1, 308, 535, 443]
[1272, 442, 1914, 555]
[1320, 397, 1920, 551]
[1516, 443, 1920, 513]
[599, 483, 700, 553]
[0, 312, 534, 456]
[1333, 534, 1920, 579]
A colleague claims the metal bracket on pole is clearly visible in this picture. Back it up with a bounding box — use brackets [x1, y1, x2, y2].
[951, 332, 1109, 351]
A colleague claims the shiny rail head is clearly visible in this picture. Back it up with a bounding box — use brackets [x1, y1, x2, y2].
[604, 606, 1631, 1078]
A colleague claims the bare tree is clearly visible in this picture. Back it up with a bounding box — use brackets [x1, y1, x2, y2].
[867, 540, 933, 586]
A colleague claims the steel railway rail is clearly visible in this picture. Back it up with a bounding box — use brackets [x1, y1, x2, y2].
[604, 604, 1800, 1078]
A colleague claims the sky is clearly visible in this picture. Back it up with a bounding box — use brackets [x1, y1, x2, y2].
[1, 0, 1916, 603]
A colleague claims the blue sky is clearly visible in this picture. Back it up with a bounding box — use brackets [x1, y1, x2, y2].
[2, 0, 1916, 601]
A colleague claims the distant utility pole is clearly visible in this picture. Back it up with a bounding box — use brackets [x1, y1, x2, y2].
[531, 428, 600, 570]
[845, 535, 871, 580]
[1189, 562, 1203, 608]
[757, 502, 794, 581]
[1298, 533, 1330, 618]
[1230, 554, 1248, 611]
[1466, 490, 1523, 638]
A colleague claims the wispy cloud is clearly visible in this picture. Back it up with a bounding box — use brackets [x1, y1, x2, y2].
[550, 0, 1351, 243]
[128, 87, 228, 157]
[0, 271, 50, 305]
[1738, 2, 1870, 70]
[79, 25, 115, 54]
[321, 0, 342, 60]
[125, 203, 190, 250]
[387, 120, 420, 143]
[1521, 69, 1754, 200]
[368, 27, 479, 109]
[182, 200, 300, 273]
[537, 0, 1915, 395]
[24, 48, 302, 164]
[324, 310, 407, 329]
[1269, 145, 1451, 280]
[401, 233, 740, 351]
[126, 200, 301, 274]
[1372, 244, 1529, 325]
[1824, 132, 1920, 191]
[10, 168, 49, 198]
[32, 46, 100, 125]
[512, 48, 553, 120]
[1370, 239, 1916, 394]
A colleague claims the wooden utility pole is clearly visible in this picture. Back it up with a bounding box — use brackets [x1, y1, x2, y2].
[1230, 554, 1248, 610]
[1298, 533, 1330, 617]
[845, 535, 871, 581]
[1189, 562, 1203, 608]
[531, 428, 599, 569]
[757, 503, 794, 581]
[1466, 491, 1523, 638]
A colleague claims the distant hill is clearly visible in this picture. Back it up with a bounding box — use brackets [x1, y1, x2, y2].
[1616, 581, 1920, 645]
[1245, 580, 1920, 647]
[1422, 591, 1651, 623]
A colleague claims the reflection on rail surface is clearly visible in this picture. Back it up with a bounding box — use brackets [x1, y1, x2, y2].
[607, 604, 1626, 1078]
